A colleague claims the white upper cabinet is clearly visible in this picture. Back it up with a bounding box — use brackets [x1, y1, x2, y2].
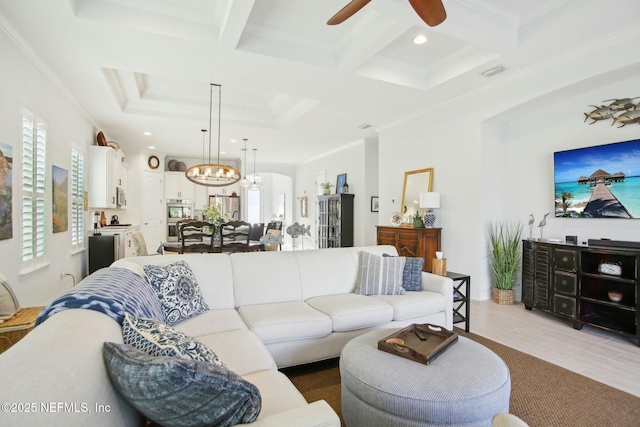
[88, 146, 123, 208]
[164, 171, 194, 201]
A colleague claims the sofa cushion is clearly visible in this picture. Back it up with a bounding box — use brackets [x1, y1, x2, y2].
[122, 313, 225, 367]
[383, 254, 424, 292]
[238, 301, 332, 344]
[306, 294, 393, 331]
[355, 251, 405, 295]
[296, 248, 360, 300]
[372, 291, 446, 321]
[196, 329, 277, 376]
[117, 254, 237, 310]
[143, 260, 209, 325]
[172, 309, 248, 337]
[231, 252, 302, 306]
[103, 342, 261, 427]
[241, 370, 308, 419]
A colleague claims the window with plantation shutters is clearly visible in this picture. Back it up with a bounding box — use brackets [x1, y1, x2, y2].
[71, 147, 85, 250]
[22, 110, 47, 264]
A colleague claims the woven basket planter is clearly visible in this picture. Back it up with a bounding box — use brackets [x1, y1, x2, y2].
[493, 288, 514, 305]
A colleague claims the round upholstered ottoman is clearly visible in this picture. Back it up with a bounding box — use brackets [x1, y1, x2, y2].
[340, 329, 510, 427]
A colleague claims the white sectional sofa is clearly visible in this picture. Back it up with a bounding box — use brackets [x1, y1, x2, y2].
[0, 245, 453, 426]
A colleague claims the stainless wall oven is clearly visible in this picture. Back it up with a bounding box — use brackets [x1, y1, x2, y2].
[167, 199, 193, 241]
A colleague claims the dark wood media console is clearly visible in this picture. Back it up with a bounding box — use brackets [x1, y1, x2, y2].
[522, 239, 639, 346]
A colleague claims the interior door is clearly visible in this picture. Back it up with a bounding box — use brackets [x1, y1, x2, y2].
[142, 170, 164, 252]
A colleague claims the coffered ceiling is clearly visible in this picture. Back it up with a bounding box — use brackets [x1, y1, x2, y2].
[1, 0, 638, 164]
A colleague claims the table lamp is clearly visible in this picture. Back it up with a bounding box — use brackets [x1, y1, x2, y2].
[420, 192, 440, 228]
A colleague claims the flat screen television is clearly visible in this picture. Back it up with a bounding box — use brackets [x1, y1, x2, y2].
[553, 138, 640, 218]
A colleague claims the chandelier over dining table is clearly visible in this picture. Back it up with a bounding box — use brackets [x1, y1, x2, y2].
[185, 83, 241, 187]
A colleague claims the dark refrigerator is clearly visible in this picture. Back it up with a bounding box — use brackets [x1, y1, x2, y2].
[88, 235, 120, 274]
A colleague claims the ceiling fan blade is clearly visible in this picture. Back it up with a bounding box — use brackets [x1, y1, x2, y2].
[408, 0, 446, 27]
[327, 0, 372, 25]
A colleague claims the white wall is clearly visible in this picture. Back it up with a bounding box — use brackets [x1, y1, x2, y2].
[0, 30, 95, 306]
[379, 63, 640, 301]
[295, 139, 378, 248]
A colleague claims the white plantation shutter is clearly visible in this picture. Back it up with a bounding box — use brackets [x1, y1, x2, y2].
[71, 147, 85, 249]
[22, 111, 47, 263]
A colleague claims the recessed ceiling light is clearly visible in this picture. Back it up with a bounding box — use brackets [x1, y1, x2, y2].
[230, 139, 237, 143]
[221, 151, 226, 155]
[413, 35, 428, 45]
[148, 146, 155, 150]
[144, 131, 152, 136]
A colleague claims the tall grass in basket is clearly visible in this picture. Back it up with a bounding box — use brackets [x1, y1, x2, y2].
[487, 222, 523, 290]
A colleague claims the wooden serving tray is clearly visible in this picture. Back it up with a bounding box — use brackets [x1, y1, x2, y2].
[378, 323, 458, 365]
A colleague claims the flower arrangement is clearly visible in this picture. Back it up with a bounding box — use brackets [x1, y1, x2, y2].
[202, 203, 230, 227]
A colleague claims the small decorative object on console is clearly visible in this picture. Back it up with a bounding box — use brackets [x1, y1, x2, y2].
[390, 212, 402, 226]
[598, 261, 622, 276]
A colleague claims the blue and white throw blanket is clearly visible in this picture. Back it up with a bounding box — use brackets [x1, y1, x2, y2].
[36, 267, 165, 326]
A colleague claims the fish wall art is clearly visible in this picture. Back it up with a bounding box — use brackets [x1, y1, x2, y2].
[584, 97, 640, 127]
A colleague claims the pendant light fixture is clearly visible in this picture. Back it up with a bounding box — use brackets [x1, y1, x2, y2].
[239, 138, 250, 188]
[250, 148, 259, 191]
[185, 83, 240, 187]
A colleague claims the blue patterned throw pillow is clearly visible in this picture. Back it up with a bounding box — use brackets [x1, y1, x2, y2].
[355, 251, 406, 295]
[103, 342, 261, 427]
[143, 261, 208, 324]
[383, 254, 424, 291]
[122, 312, 225, 368]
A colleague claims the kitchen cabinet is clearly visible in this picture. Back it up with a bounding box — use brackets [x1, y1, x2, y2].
[88, 146, 127, 208]
[165, 172, 194, 200]
[124, 226, 140, 258]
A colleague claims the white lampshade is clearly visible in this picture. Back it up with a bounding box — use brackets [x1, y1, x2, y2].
[420, 192, 441, 209]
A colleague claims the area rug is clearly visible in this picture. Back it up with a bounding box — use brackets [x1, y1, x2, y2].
[281, 329, 640, 427]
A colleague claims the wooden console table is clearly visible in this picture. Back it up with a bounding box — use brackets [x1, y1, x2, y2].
[376, 226, 441, 272]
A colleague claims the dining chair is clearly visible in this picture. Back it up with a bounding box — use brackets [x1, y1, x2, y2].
[219, 221, 252, 253]
[265, 221, 283, 251]
[179, 220, 217, 254]
[248, 223, 265, 242]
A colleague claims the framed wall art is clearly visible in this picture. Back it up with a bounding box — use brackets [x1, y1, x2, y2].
[52, 165, 69, 233]
[336, 173, 347, 194]
[0, 142, 13, 240]
[371, 196, 379, 212]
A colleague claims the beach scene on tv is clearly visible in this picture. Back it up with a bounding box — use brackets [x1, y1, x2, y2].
[554, 139, 640, 218]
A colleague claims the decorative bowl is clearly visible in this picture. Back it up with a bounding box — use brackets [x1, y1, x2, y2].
[608, 291, 623, 302]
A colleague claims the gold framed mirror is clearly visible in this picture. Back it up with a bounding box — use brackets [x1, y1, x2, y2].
[400, 168, 434, 225]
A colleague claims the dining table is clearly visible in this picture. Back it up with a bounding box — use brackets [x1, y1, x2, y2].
[161, 236, 263, 254]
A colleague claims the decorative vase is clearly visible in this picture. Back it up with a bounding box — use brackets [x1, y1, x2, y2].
[342, 183, 349, 194]
[493, 288, 514, 305]
[424, 209, 436, 228]
[413, 215, 424, 228]
[323, 188, 330, 195]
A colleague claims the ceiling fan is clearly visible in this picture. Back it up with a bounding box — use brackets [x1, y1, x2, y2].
[327, 0, 447, 27]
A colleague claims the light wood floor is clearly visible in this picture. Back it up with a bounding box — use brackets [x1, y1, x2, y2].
[469, 299, 640, 398]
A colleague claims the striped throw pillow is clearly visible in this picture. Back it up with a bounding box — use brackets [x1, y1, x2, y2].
[383, 254, 424, 291]
[355, 251, 406, 295]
